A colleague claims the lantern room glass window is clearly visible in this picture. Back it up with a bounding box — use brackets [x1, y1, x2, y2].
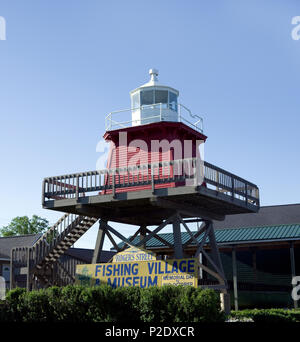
[140, 89, 178, 111]
[141, 90, 154, 105]
[154, 90, 168, 105]
[169, 92, 178, 111]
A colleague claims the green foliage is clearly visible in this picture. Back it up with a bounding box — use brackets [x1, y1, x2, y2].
[0, 285, 224, 322]
[139, 286, 224, 322]
[139, 285, 184, 322]
[0, 300, 11, 322]
[108, 286, 142, 322]
[230, 308, 300, 322]
[4, 287, 26, 322]
[0, 215, 49, 236]
[185, 287, 225, 322]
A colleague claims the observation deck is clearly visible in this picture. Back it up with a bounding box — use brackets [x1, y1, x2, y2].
[42, 158, 260, 226]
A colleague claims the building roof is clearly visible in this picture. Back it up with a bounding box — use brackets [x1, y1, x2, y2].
[116, 223, 300, 250]
[65, 248, 115, 263]
[215, 223, 300, 245]
[0, 233, 116, 263]
[0, 234, 42, 258]
[113, 204, 300, 250]
[213, 203, 300, 230]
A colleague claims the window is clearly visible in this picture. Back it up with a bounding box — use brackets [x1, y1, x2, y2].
[141, 90, 154, 105]
[154, 90, 168, 104]
[169, 92, 177, 111]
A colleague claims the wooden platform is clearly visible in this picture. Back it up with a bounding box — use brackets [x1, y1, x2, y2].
[43, 159, 259, 226]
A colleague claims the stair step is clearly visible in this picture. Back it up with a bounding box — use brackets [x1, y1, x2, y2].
[29, 214, 98, 287]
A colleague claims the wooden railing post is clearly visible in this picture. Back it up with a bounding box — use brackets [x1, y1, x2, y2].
[26, 247, 30, 291]
[10, 248, 14, 290]
[112, 170, 116, 198]
[42, 180, 46, 206]
[151, 164, 155, 194]
[75, 175, 79, 201]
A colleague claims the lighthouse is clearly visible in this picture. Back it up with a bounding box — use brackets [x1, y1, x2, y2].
[104, 69, 207, 192]
[15, 66, 259, 305]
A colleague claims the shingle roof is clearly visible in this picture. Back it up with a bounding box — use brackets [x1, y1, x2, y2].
[0, 252, 8, 260]
[213, 203, 300, 229]
[0, 234, 116, 262]
[117, 223, 300, 249]
[65, 248, 115, 263]
[0, 234, 42, 258]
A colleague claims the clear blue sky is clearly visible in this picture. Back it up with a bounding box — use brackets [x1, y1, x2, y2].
[0, 1, 299, 250]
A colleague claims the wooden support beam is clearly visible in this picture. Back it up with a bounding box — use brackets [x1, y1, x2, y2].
[182, 223, 208, 248]
[92, 220, 107, 264]
[183, 218, 206, 224]
[232, 247, 238, 311]
[102, 221, 138, 249]
[172, 216, 183, 259]
[75, 204, 112, 219]
[140, 225, 147, 249]
[194, 223, 212, 257]
[150, 197, 225, 221]
[198, 261, 226, 286]
[201, 249, 224, 279]
[135, 214, 177, 248]
[251, 247, 257, 282]
[178, 214, 199, 246]
[105, 230, 120, 252]
[208, 223, 226, 281]
[119, 227, 142, 252]
[290, 242, 298, 309]
[145, 228, 173, 249]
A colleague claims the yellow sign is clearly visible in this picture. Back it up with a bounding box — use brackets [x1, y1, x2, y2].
[112, 246, 156, 263]
[75, 258, 198, 288]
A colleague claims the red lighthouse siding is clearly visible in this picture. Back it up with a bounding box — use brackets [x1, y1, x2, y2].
[102, 121, 207, 194]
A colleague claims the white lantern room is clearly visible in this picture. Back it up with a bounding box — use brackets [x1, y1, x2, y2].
[130, 69, 179, 126]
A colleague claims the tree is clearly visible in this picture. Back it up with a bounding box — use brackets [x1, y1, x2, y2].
[0, 215, 50, 237]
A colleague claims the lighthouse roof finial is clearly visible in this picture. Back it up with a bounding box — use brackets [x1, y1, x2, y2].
[149, 68, 159, 82]
[130, 68, 179, 96]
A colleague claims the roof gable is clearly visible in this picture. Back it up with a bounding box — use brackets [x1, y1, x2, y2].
[213, 203, 300, 229]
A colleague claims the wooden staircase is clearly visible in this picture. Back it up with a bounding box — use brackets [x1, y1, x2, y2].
[11, 214, 98, 289]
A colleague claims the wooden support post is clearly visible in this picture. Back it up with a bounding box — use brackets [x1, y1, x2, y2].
[92, 220, 107, 264]
[251, 247, 257, 282]
[10, 249, 14, 290]
[199, 252, 203, 279]
[290, 242, 298, 309]
[220, 293, 231, 316]
[208, 222, 226, 281]
[26, 247, 31, 291]
[232, 247, 238, 311]
[172, 215, 183, 259]
[140, 224, 147, 249]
